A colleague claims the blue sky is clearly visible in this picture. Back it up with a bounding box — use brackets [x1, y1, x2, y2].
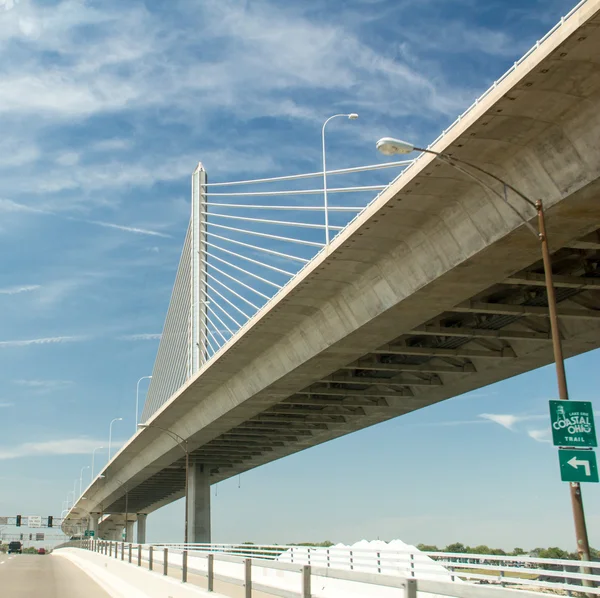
[0, 0, 598, 551]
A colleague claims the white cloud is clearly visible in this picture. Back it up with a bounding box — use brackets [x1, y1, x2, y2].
[14, 379, 74, 391]
[410, 418, 490, 428]
[0, 198, 170, 238]
[0, 0, 474, 125]
[479, 413, 520, 430]
[0, 284, 40, 295]
[120, 333, 162, 341]
[92, 138, 132, 152]
[76, 218, 171, 238]
[55, 151, 80, 167]
[0, 335, 85, 348]
[0, 0, 19, 13]
[528, 429, 551, 444]
[0, 437, 124, 460]
[0, 198, 49, 215]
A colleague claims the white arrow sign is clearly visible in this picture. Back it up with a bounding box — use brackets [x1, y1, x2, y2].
[568, 456, 591, 476]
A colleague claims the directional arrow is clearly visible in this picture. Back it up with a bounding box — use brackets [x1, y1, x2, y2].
[568, 456, 591, 476]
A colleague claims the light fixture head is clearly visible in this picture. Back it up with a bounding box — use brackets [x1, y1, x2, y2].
[348, 113, 359, 120]
[376, 137, 415, 156]
[137, 423, 148, 429]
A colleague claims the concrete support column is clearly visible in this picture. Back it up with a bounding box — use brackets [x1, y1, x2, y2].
[89, 514, 99, 534]
[125, 520, 134, 543]
[137, 513, 147, 544]
[187, 463, 211, 543]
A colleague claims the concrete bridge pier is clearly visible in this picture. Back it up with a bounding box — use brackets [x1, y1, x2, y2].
[89, 514, 99, 535]
[125, 519, 135, 542]
[187, 463, 211, 542]
[137, 513, 147, 544]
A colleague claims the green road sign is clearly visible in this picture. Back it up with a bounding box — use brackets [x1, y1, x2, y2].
[558, 449, 598, 483]
[549, 400, 597, 447]
[84, 530, 95, 537]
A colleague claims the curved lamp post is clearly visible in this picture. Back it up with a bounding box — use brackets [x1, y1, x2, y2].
[376, 136, 592, 568]
[79, 465, 90, 498]
[138, 423, 189, 544]
[322, 113, 358, 245]
[108, 417, 123, 461]
[91, 446, 105, 480]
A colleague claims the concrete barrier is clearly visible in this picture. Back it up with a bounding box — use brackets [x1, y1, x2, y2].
[53, 548, 212, 598]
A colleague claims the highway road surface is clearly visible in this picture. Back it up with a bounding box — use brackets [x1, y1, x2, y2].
[0, 553, 112, 597]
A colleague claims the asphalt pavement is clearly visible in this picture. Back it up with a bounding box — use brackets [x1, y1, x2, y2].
[0, 553, 113, 597]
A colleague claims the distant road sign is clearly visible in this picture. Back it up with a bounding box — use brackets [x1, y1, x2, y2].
[35, 533, 45, 541]
[558, 449, 599, 483]
[549, 400, 597, 447]
[27, 516, 42, 528]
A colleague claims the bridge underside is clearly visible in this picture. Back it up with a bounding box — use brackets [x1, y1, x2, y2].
[108, 226, 600, 514]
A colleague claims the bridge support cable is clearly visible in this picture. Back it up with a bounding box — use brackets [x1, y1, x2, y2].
[140, 158, 412, 422]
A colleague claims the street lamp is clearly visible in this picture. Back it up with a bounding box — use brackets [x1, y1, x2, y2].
[135, 376, 152, 433]
[108, 417, 123, 461]
[138, 423, 189, 544]
[79, 465, 90, 498]
[377, 136, 592, 566]
[91, 446, 105, 480]
[322, 113, 358, 245]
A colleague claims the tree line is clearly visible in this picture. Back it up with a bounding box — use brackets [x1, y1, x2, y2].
[417, 543, 600, 560]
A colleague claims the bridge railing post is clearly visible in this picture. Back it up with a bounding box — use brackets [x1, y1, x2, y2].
[182, 550, 188, 583]
[128, 543, 132, 564]
[405, 578, 417, 598]
[244, 558, 252, 598]
[149, 545, 153, 571]
[207, 554, 214, 592]
[301, 565, 311, 598]
[121, 541, 125, 561]
[138, 544, 142, 567]
[163, 547, 168, 576]
[109, 542, 112, 557]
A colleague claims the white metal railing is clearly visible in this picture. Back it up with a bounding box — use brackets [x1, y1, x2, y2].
[68, 540, 600, 597]
[152, 543, 600, 592]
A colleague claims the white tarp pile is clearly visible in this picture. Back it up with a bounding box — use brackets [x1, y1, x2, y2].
[277, 539, 456, 581]
[267, 539, 459, 598]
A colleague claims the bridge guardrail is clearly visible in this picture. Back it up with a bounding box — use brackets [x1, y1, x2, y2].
[70, 540, 600, 596]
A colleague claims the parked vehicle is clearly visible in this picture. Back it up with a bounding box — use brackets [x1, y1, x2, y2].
[37, 548, 46, 555]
